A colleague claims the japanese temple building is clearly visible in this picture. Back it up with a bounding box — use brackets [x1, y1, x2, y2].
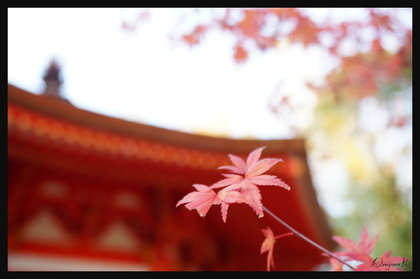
[8, 65, 335, 271]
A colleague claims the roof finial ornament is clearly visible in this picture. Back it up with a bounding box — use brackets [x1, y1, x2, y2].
[42, 58, 70, 104]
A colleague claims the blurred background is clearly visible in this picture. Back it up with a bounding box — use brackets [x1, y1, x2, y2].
[8, 8, 412, 270]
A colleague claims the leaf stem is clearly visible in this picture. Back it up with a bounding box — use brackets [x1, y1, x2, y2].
[262, 205, 354, 270]
[274, 232, 294, 240]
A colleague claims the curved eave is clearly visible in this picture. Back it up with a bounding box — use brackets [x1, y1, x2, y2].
[8, 84, 305, 155]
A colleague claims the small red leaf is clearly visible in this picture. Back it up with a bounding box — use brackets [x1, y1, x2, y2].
[261, 227, 293, 271]
[233, 45, 248, 63]
[261, 227, 276, 271]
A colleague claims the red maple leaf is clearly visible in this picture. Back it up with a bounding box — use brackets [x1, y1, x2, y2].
[210, 147, 290, 218]
[260, 227, 293, 271]
[331, 227, 410, 271]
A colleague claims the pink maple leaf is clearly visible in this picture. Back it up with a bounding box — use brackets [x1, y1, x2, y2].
[176, 184, 220, 217]
[331, 227, 410, 271]
[176, 184, 248, 222]
[210, 147, 290, 218]
[260, 227, 293, 271]
[332, 227, 378, 263]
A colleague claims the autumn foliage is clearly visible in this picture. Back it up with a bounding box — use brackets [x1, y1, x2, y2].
[177, 147, 410, 271]
[175, 8, 412, 108]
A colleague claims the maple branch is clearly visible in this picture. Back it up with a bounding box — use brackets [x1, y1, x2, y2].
[262, 205, 355, 270]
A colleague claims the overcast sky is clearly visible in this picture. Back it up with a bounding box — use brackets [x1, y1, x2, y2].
[8, 8, 335, 139]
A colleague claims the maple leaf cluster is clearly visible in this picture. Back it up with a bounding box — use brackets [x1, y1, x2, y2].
[176, 147, 290, 223]
[330, 227, 410, 271]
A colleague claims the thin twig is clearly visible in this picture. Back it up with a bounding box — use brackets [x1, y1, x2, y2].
[262, 205, 354, 270]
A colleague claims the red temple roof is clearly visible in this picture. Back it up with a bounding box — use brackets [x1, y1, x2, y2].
[8, 84, 335, 271]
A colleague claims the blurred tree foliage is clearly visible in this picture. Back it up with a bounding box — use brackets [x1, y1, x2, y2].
[307, 88, 412, 270]
[122, 8, 412, 269]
